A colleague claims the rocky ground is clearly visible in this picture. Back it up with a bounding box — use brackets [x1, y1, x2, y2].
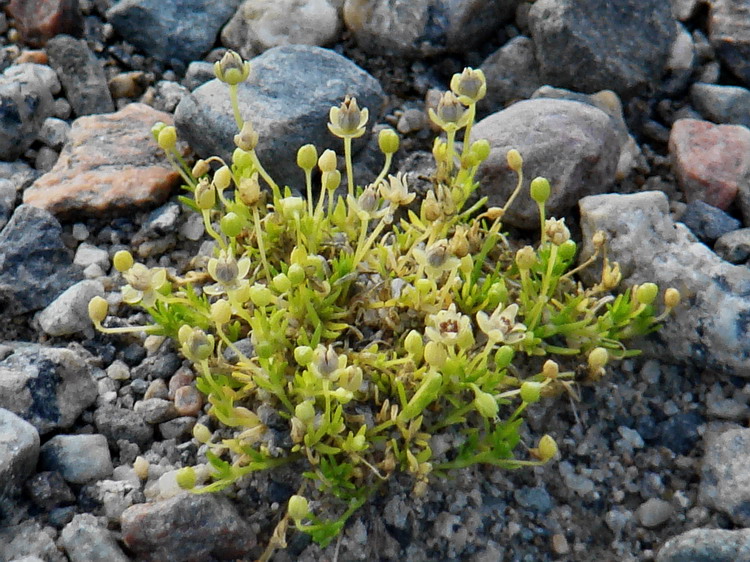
[2, 0, 750, 561]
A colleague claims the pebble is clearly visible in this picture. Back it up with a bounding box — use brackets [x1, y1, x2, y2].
[158, 416, 196, 440]
[699, 427, 750, 526]
[168, 370, 194, 399]
[708, 0, 750, 86]
[133, 398, 177, 424]
[131, 352, 182, 380]
[38, 117, 71, 150]
[715, 228, 750, 264]
[528, 0, 675, 95]
[0, 521, 61, 562]
[222, 0, 340, 59]
[691, 83, 750, 128]
[37, 279, 105, 336]
[108, 71, 147, 99]
[144, 80, 188, 113]
[513, 487, 553, 515]
[0, 408, 40, 499]
[0, 344, 97, 434]
[7, 0, 84, 47]
[34, 146, 59, 172]
[46, 34, 114, 116]
[479, 36, 542, 113]
[656, 528, 750, 562]
[0, 179, 15, 230]
[669, 118, 750, 211]
[636, 498, 674, 528]
[106, 0, 240, 65]
[94, 405, 154, 448]
[16, 50, 49, 64]
[551, 533, 570, 555]
[143, 378, 169, 400]
[173, 385, 203, 417]
[93, 479, 140, 521]
[182, 61, 215, 91]
[679, 200, 741, 245]
[120, 493, 257, 561]
[175, 45, 385, 189]
[343, 0, 517, 58]
[40, 434, 113, 484]
[473, 98, 620, 229]
[579, 190, 750, 376]
[671, 0, 700, 21]
[60, 514, 130, 562]
[24, 103, 185, 219]
[25, 471, 76, 510]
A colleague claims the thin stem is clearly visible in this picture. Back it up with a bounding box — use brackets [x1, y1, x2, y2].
[461, 104, 476, 160]
[228, 84, 243, 131]
[252, 207, 272, 283]
[344, 137, 354, 198]
[201, 209, 226, 249]
[250, 150, 281, 198]
[372, 152, 393, 187]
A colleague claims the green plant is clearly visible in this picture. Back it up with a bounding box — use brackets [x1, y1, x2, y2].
[89, 52, 679, 556]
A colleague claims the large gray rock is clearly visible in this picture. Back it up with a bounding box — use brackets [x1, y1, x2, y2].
[40, 434, 113, 484]
[37, 280, 105, 337]
[529, 0, 676, 95]
[61, 514, 130, 562]
[343, 0, 519, 58]
[479, 36, 543, 113]
[709, 0, 750, 86]
[699, 428, 750, 526]
[474, 98, 620, 229]
[175, 45, 385, 190]
[0, 204, 82, 315]
[657, 528, 750, 562]
[107, 0, 241, 66]
[578, 191, 750, 375]
[0, 408, 40, 499]
[0, 344, 97, 434]
[691, 83, 750, 128]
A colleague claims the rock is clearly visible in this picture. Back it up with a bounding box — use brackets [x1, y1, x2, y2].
[636, 498, 674, 528]
[579, 191, 750, 375]
[691, 83, 750, 128]
[173, 385, 203, 417]
[0, 161, 38, 191]
[655, 411, 704, 455]
[0, 408, 40, 499]
[222, 0, 340, 59]
[25, 471, 76, 510]
[133, 398, 177, 424]
[94, 405, 154, 448]
[175, 45, 385, 189]
[183, 61, 215, 91]
[73, 243, 109, 270]
[667, 25, 695, 73]
[679, 200, 741, 245]
[35, 146, 60, 173]
[92, 479, 140, 522]
[46, 34, 114, 116]
[671, 0, 700, 22]
[158, 416, 196, 439]
[131, 352, 182, 380]
[700, 428, 750, 526]
[120, 493, 256, 561]
[528, 0, 675, 95]
[0, 344, 97, 433]
[708, 0, 750, 86]
[530, 86, 641, 180]
[479, 36, 542, 113]
[24, 103, 184, 219]
[0, 179, 15, 230]
[473, 98, 620, 229]
[60, 514, 130, 562]
[7, 0, 84, 47]
[669, 119, 750, 211]
[37, 279, 105, 336]
[108, 71, 147, 99]
[0, 205, 81, 314]
[40, 434, 113, 484]
[657, 528, 750, 562]
[38, 117, 71, 150]
[0, 521, 63, 562]
[342, 0, 518, 58]
[106, 0, 240, 66]
[715, 228, 750, 264]
[513, 487, 553, 515]
[0, 63, 56, 160]
[146, 80, 189, 113]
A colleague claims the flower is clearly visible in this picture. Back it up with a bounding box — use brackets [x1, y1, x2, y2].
[476, 303, 526, 344]
[544, 218, 570, 246]
[347, 184, 388, 221]
[121, 263, 167, 307]
[425, 304, 472, 347]
[450, 67, 487, 104]
[328, 95, 368, 139]
[214, 50, 251, 85]
[413, 240, 460, 278]
[379, 173, 415, 207]
[428, 91, 470, 132]
[205, 248, 251, 297]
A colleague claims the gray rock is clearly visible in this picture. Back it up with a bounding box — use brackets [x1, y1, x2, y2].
[94, 405, 154, 448]
[636, 498, 673, 528]
[131, 352, 182, 380]
[679, 200, 741, 245]
[158, 416, 196, 439]
[342, 0, 519, 58]
[37, 279, 105, 336]
[528, 0, 676, 95]
[671, 0, 700, 22]
[0, 63, 56, 160]
[715, 228, 750, 264]
[142, 202, 180, 235]
[40, 434, 113, 484]
[0, 178, 15, 230]
[38, 117, 71, 150]
[691, 83, 750, 128]
[183, 61, 215, 91]
[709, 0, 750, 86]
[579, 191, 750, 375]
[25, 471, 76, 510]
[46, 35, 114, 116]
[479, 36, 542, 113]
[657, 528, 750, 562]
[106, 0, 240, 66]
[120, 493, 257, 561]
[699, 428, 750, 526]
[0, 408, 40, 499]
[0, 207, 81, 315]
[74, 243, 109, 270]
[133, 398, 178, 424]
[0, 160, 38, 191]
[222, 0, 341, 59]
[4, 62, 61, 95]
[175, 45, 385, 189]
[61, 514, 130, 562]
[667, 25, 695, 73]
[474, 98, 620, 229]
[0, 344, 97, 434]
[149, 80, 189, 113]
[513, 486, 553, 515]
[92, 479, 141, 522]
[0, 521, 64, 562]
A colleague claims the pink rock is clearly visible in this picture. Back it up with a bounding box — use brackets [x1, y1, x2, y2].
[669, 118, 750, 210]
[24, 103, 186, 218]
[7, 0, 83, 47]
[173, 385, 203, 417]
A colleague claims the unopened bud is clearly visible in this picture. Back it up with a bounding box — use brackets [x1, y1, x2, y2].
[288, 495, 309, 521]
[507, 149, 523, 172]
[195, 178, 216, 210]
[175, 466, 196, 490]
[664, 287, 681, 308]
[318, 149, 337, 173]
[378, 128, 400, 154]
[88, 296, 108, 324]
[530, 177, 551, 204]
[297, 144, 318, 171]
[113, 250, 134, 272]
[192, 159, 210, 177]
[636, 282, 658, 305]
[157, 126, 177, 151]
[515, 246, 537, 270]
[537, 434, 558, 461]
[520, 381, 542, 403]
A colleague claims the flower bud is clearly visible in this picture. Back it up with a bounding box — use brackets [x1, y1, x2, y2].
[592, 230, 606, 250]
[422, 190, 441, 221]
[404, 330, 424, 359]
[88, 296, 108, 324]
[588, 347, 609, 371]
[192, 159, 210, 177]
[195, 178, 216, 210]
[288, 495, 309, 521]
[214, 50, 251, 85]
[272, 273, 292, 293]
[323, 169, 342, 192]
[278, 196, 305, 220]
[249, 284, 274, 307]
[294, 345, 314, 366]
[213, 166, 232, 191]
[506, 149, 523, 172]
[378, 128, 400, 154]
[237, 175, 261, 207]
[664, 287, 681, 308]
[295, 400, 315, 423]
[424, 341, 447, 368]
[175, 466, 196, 490]
[333, 387, 353, 403]
[494, 345, 514, 369]
[193, 423, 212, 443]
[151, 121, 166, 142]
[210, 299, 232, 324]
[530, 177, 551, 204]
[318, 149, 337, 173]
[449, 227, 470, 258]
[471, 384, 498, 418]
[537, 434, 558, 461]
[515, 246, 537, 270]
[287, 263, 305, 286]
[232, 148, 253, 170]
[157, 126, 177, 152]
[520, 381, 542, 403]
[558, 239, 577, 261]
[636, 282, 658, 305]
[544, 218, 570, 246]
[297, 144, 318, 171]
[220, 212, 243, 238]
[234, 121, 259, 151]
[113, 250, 134, 272]
[470, 139, 491, 163]
[542, 360, 559, 379]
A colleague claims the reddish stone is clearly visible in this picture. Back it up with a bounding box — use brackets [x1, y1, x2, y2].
[173, 386, 203, 417]
[669, 118, 750, 210]
[168, 369, 194, 400]
[24, 103, 187, 219]
[16, 50, 49, 64]
[7, 0, 83, 47]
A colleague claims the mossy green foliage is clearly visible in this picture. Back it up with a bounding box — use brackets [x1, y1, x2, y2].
[90, 53, 679, 549]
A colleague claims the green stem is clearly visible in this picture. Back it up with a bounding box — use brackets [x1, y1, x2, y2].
[201, 209, 226, 249]
[344, 137, 354, 198]
[252, 207, 272, 283]
[460, 104, 476, 160]
[229, 84, 243, 131]
[372, 152, 393, 187]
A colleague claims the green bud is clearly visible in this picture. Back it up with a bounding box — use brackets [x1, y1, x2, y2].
[378, 128, 400, 154]
[520, 381, 542, 403]
[486, 280, 507, 308]
[295, 400, 315, 423]
[399, 371, 443, 422]
[287, 263, 305, 286]
[318, 149, 337, 173]
[506, 148, 523, 172]
[471, 384, 499, 418]
[213, 166, 232, 191]
[113, 250, 134, 272]
[294, 345, 314, 366]
[515, 246, 537, 270]
[664, 287, 681, 309]
[278, 196, 305, 220]
[272, 273, 292, 293]
[195, 179, 216, 210]
[424, 341, 447, 368]
[297, 144, 318, 171]
[88, 296, 108, 324]
[288, 495, 309, 521]
[558, 239, 577, 261]
[210, 299, 232, 324]
[537, 434, 558, 462]
[323, 169, 342, 192]
[249, 284, 274, 307]
[214, 50, 251, 85]
[588, 347, 609, 371]
[175, 466, 196, 490]
[232, 148, 253, 170]
[494, 345, 514, 369]
[470, 139, 491, 162]
[636, 282, 658, 305]
[151, 122, 166, 142]
[530, 177, 551, 204]
[220, 212, 243, 238]
[404, 330, 424, 359]
[157, 126, 177, 152]
[193, 423, 212, 444]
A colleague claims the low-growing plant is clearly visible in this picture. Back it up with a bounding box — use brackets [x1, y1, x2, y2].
[89, 51, 679, 557]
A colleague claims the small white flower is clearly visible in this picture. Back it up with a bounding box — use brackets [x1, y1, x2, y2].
[413, 240, 460, 279]
[425, 304, 472, 347]
[476, 303, 526, 344]
[121, 264, 167, 307]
